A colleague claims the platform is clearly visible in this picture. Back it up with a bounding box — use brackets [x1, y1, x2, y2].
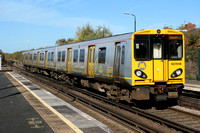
[185, 80, 200, 92]
[0, 71, 113, 133]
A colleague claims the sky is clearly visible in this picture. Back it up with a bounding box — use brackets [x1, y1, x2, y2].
[0, 0, 200, 53]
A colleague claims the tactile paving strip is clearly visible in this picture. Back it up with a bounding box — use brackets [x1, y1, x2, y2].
[5, 72, 76, 133]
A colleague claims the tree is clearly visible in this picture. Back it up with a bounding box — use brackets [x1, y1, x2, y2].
[163, 26, 172, 29]
[177, 22, 196, 31]
[55, 38, 74, 46]
[55, 23, 112, 45]
[185, 23, 196, 30]
[56, 38, 67, 46]
[95, 26, 112, 38]
[176, 22, 200, 49]
[66, 38, 74, 44]
[74, 23, 112, 42]
[177, 24, 186, 30]
[185, 29, 200, 49]
[74, 23, 95, 42]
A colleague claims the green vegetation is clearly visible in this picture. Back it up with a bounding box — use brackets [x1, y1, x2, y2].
[175, 22, 200, 80]
[56, 23, 112, 46]
[0, 49, 6, 63]
[4, 51, 25, 63]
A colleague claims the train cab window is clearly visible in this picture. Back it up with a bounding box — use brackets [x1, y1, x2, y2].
[48, 52, 51, 61]
[58, 51, 61, 62]
[121, 46, 125, 64]
[153, 43, 162, 59]
[62, 51, 66, 62]
[73, 50, 78, 63]
[135, 41, 149, 60]
[79, 49, 85, 62]
[169, 36, 183, 59]
[51, 52, 54, 61]
[134, 35, 150, 60]
[98, 47, 106, 63]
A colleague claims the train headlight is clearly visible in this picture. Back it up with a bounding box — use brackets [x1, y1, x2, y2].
[136, 70, 142, 77]
[135, 70, 147, 79]
[176, 69, 181, 76]
[171, 68, 183, 78]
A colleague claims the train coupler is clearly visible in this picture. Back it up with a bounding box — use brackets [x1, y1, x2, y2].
[155, 95, 167, 101]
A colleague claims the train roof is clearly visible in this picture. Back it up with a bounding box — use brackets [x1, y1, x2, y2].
[23, 32, 134, 53]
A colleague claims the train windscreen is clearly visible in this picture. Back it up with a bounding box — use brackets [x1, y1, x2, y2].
[134, 35, 183, 60]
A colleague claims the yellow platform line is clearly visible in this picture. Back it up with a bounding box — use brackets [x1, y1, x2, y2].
[7, 72, 83, 133]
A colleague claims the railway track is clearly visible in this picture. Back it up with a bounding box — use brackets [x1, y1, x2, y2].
[178, 89, 200, 110]
[11, 64, 200, 132]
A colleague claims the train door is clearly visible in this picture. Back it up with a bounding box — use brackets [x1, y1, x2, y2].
[153, 42, 164, 81]
[87, 46, 95, 77]
[27, 53, 30, 65]
[114, 42, 125, 80]
[36, 52, 39, 67]
[44, 51, 48, 68]
[23, 54, 26, 64]
[67, 48, 72, 72]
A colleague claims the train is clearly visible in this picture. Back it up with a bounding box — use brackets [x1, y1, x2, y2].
[23, 29, 185, 103]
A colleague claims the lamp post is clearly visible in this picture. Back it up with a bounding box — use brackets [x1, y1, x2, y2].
[124, 12, 136, 32]
[28, 40, 30, 51]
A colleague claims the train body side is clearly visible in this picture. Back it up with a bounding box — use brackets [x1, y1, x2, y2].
[22, 33, 133, 86]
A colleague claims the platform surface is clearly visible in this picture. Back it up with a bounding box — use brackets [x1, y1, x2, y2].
[185, 80, 200, 92]
[0, 72, 53, 133]
[0, 71, 113, 133]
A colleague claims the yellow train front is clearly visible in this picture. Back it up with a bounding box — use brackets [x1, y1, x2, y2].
[131, 29, 185, 102]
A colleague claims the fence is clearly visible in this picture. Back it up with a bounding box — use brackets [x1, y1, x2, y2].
[185, 49, 200, 80]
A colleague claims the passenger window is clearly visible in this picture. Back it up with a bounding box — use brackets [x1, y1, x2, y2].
[79, 49, 85, 62]
[48, 52, 51, 61]
[62, 51, 66, 62]
[73, 50, 78, 63]
[93, 48, 95, 63]
[58, 51, 61, 62]
[29, 54, 32, 60]
[42, 53, 44, 61]
[121, 46, 125, 64]
[98, 47, 106, 63]
[51, 52, 54, 61]
[34, 53, 37, 61]
[89, 49, 92, 62]
[40, 53, 42, 61]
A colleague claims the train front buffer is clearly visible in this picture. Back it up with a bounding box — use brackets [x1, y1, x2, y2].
[131, 29, 185, 101]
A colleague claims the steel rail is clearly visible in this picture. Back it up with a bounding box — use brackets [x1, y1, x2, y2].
[12, 65, 200, 133]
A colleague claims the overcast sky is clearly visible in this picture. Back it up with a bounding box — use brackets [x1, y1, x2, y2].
[0, 0, 200, 53]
